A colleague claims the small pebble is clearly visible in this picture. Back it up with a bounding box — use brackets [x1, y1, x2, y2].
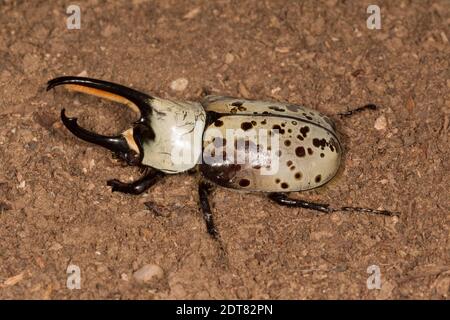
[238, 83, 250, 98]
[133, 264, 164, 283]
[170, 78, 188, 92]
[374, 115, 387, 130]
[77, 70, 88, 77]
[225, 53, 234, 64]
[183, 7, 201, 20]
[49, 242, 62, 251]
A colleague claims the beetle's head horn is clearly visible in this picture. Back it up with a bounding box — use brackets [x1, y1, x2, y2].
[47, 76, 155, 165]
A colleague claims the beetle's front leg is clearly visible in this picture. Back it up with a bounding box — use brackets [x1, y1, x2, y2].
[107, 168, 164, 195]
[198, 181, 220, 239]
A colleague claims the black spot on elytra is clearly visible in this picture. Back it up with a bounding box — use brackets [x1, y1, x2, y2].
[284, 140, 291, 147]
[241, 122, 253, 131]
[287, 128, 292, 133]
[296, 134, 304, 141]
[261, 119, 267, 125]
[231, 101, 243, 107]
[315, 175, 322, 183]
[300, 126, 310, 138]
[251, 120, 257, 126]
[262, 111, 270, 115]
[307, 147, 313, 155]
[320, 153, 325, 158]
[252, 164, 262, 169]
[290, 166, 295, 171]
[239, 179, 250, 187]
[276, 150, 282, 157]
[330, 138, 340, 153]
[295, 146, 306, 157]
[295, 172, 302, 180]
[281, 182, 289, 189]
[312, 137, 338, 153]
[313, 138, 327, 149]
[275, 178, 281, 184]
[291, 121, 297, 125]
[214, 119, 223, 127]
[302, 112, 313, 120]
[268, 106, 285, 112]
[272, 124, 285, 134]
[286, 160, 293, 167]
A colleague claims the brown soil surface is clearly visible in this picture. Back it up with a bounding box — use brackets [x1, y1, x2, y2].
[0, 0, 449, 299]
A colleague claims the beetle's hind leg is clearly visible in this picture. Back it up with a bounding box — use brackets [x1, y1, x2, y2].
[268, 192, 398, 216]
[198, 181, 220, 239]
[268, 193, 331, 213]
[107, 168, 164, 195]
[337, 104, 377, 117]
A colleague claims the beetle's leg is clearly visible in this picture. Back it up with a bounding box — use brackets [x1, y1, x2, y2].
[107, 168, 164, 195]
[198, 181, 220, 239]
[268, 192, 398, 216]
[337, 104, 377, 117]
[268, 193, 332, 213]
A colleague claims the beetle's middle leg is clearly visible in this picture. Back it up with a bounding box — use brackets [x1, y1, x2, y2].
[268, 192, 398, 216]
[107, 168, 164, 195]
[198, 181, 220, 239]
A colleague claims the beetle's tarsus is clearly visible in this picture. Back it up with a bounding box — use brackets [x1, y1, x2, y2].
[338, 206, 399, 217]
[198, 181, 221, 239]
[269, 193, 397, 217]
[338, 104, 378, 117]
[107, 169, 164, 195]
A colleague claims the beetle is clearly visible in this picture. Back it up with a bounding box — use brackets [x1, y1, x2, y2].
[47, 76, 396, 239]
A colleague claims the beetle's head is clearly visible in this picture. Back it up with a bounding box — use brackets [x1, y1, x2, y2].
[47, 76, 155, 166]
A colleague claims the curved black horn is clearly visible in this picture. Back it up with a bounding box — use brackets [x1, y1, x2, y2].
[61, 109, 130, 154]
[48, 76, 152, 122]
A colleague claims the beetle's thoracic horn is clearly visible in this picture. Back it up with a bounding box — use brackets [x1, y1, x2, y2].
[60, 109, 131, 154]
[47, 76, 152, 122]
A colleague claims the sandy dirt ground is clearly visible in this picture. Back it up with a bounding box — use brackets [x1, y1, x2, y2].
[0, 0, 449, 299]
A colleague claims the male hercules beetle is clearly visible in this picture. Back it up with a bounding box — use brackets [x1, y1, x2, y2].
[47, 76, 396, 239]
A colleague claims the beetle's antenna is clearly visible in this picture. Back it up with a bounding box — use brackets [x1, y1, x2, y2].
[338, 104, 377, 117]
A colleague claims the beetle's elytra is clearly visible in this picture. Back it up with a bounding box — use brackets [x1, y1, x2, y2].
[47, 76, 397, 239]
